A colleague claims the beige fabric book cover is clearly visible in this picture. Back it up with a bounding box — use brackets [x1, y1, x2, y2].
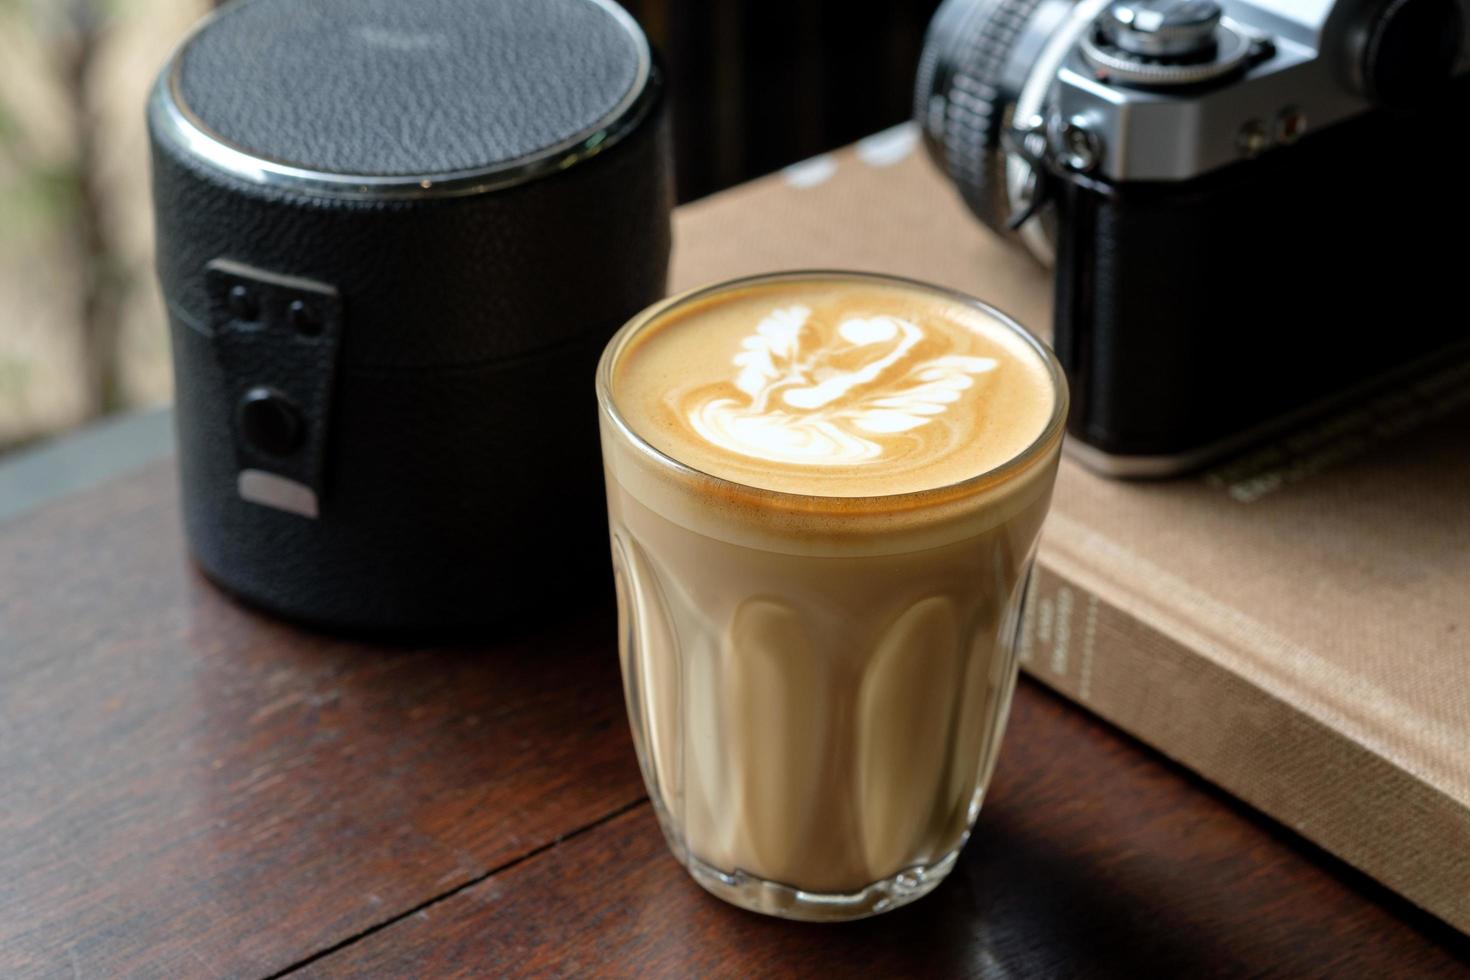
[667, 126, 1470, 932]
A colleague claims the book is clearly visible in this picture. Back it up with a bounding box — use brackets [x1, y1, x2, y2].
[670, 124, 1470, 933]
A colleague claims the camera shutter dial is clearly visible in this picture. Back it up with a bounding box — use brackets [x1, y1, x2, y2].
[1082, 0, 1257, 87]
[1100, 0, 1221, 58]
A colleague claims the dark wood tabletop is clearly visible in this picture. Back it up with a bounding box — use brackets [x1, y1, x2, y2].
[2, 457, 1468, 979]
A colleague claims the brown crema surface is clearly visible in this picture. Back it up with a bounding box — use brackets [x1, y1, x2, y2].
[611, 277, 1055, 497]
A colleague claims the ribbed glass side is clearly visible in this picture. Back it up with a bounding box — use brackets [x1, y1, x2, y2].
[607, 488, 1042, 920]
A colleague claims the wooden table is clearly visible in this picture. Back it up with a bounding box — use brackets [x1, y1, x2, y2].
[5, 142, 1470, 977]
[2, 453, 1467, 978]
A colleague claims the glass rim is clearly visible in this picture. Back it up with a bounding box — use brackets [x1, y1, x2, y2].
[595, 269, 1070, 507]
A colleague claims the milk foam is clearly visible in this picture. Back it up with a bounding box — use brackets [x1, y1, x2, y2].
[611, 277, 1056, 498]
[687, 304, 999, 466]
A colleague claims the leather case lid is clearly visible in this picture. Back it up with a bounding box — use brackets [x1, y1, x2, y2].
[149, 0, 672, 373]
[172, 0, 646, 178]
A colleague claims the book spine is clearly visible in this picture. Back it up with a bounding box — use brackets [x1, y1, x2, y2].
[1017, 562, 1470, 934]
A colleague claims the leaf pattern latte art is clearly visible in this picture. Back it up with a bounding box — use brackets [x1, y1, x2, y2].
[686, 305, 999, 465]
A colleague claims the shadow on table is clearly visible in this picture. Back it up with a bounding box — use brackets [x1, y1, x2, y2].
[672, 814, 1242, 979]
[616, 683, 1470, 978]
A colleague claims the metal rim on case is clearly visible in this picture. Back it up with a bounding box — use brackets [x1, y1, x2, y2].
[148, 0, 656, 201]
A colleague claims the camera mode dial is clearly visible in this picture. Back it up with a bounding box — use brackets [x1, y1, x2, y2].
[1101, 0, 1222, 58]
[1083, 0, 1258, 87]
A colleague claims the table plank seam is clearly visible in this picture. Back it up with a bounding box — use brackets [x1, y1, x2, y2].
[261, 795, 650, 980]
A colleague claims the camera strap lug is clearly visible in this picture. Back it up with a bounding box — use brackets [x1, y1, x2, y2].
[1003, 116, 1056, 230]
[204, 259, 343, 519]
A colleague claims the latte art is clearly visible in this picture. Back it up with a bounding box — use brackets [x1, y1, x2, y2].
[611, 276, 1055, 497]
[685, 305, 999, 466]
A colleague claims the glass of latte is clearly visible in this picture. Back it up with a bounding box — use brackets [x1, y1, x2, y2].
[596, 271, 1067, 921]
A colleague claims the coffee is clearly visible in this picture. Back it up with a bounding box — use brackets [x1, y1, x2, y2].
[597, 272, 1065, 920]
[612, 277, 1053, 497]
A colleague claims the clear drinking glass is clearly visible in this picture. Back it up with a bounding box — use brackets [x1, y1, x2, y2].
[596, 271, 1067, 921]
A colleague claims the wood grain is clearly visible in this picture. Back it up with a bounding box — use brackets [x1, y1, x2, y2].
[298, 682, 1470, 979]
[3, 459, 1467, 979]
[0, 464, 644, 979]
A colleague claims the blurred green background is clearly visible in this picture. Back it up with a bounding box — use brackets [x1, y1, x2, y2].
[0, 0, 939, 452]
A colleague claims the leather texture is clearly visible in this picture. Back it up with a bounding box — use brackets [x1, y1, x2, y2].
[151, 3, 673, 634]
[171, 323, 616, 634]
[1050, 75, 1470, 460]
[153, 104, 670, 368]
[177, 0, 643, 176]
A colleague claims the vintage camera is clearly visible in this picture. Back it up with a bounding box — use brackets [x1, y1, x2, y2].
[917, 0, 1470, 475]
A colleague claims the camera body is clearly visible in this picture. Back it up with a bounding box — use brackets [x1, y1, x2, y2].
[918, 0, 1470, 475]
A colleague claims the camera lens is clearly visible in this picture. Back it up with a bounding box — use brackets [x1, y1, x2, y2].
[915, 0, 1053, 241]
[916, 0, 1100, 263]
